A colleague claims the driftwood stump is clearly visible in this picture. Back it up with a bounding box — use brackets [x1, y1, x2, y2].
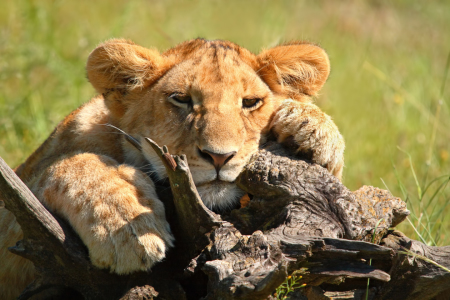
[1, 141, 450, 300]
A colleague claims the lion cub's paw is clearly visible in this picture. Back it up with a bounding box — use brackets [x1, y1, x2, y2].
[87, 213, 174, 274]
[270, 99, 345, 180]
[36, 155, 175, 275]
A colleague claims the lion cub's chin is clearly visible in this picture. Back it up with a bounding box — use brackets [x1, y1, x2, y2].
[196, 181, 246, 211]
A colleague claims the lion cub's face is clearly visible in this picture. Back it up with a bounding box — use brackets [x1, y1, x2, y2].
[87, 39, 330, 209]
[128, 43, 277, 208]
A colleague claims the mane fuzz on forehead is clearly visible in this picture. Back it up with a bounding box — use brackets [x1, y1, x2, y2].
[162, 38, 256, 64]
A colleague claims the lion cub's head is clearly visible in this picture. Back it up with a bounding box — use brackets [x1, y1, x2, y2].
[87, 39, 330, 209]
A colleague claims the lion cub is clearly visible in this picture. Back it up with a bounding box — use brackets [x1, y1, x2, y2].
[0, 39, 344, 299]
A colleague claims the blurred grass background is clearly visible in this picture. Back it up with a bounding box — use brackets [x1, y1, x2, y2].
[0, 0, 449, 245]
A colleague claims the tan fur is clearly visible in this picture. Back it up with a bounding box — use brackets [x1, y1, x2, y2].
[0, 38, 344, 299]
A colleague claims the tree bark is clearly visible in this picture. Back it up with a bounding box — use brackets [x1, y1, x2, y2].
[1, 142, 449, 300]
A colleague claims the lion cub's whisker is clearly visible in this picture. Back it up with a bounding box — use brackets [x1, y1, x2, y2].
[137, 163, 153, 169]
[102, 123, 142, 151]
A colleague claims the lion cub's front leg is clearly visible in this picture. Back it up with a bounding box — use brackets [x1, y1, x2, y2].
[30, 153, 173, 274]
[270, 99, 345, 180]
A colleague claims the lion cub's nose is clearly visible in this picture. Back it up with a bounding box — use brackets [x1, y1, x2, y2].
[199, 149, 236, 171]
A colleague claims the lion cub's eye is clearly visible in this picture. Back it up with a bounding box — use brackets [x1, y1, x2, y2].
[169, 93, 192, 105]
[242, 98, 262, 109]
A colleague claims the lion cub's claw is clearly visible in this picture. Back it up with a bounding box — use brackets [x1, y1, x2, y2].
[271, 100, 345, 180]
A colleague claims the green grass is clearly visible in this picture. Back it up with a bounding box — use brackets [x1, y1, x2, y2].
[1, 0, 449, 244]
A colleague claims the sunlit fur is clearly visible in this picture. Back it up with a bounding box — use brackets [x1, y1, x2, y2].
[0, 38, 344, 299]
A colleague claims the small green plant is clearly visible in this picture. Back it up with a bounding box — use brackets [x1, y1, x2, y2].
[273, 270, 306, 300]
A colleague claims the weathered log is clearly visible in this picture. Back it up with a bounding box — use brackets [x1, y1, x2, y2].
[1, 141, 449, 300]
[232, 143, 409, 243]
[188, 144, 404, 299]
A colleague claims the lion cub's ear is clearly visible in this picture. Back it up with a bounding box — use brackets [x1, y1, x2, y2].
[87, 39, 167, 94]
[257, 42, 330, 99]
